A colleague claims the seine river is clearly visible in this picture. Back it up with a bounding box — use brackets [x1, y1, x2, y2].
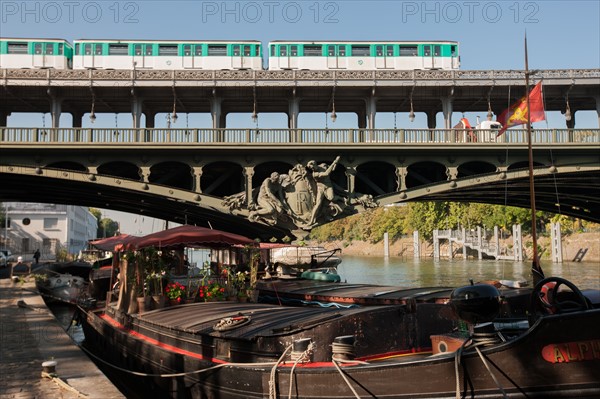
[337, 256, 600, 290]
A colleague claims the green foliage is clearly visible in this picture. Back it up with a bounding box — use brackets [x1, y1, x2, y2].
[309, 201, 589, 244]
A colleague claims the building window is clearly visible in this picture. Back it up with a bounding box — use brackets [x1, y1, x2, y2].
[44, 218, 58, 230]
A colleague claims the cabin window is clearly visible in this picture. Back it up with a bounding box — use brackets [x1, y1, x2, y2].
[233, 45, 240, 56]
[7, 42, 28, 54]
[34, 43, 43, 54]
[207, 45, 227, 56]
[158, 45, 177, 56]
[304, 45, 322, 56]
[451, 45, 457, 56]
[195, 46, 202, 56]
[351, 45, 370, 56]
[109, 44, 128, 55]
[94, 44, 102, 55]
[45, 43, 54, 55]
[400, 46, 417, 56]
[434, 45, 441, 56]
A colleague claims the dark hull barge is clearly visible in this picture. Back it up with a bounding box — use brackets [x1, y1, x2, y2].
[81, 282, 600, 399]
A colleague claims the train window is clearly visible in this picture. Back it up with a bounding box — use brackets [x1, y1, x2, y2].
[451, 45, 457, 56]
[183, 45, 192, 56]
[46, 43, 54, 55]
[159, 45, 177, 56]
[233, 45, 241, 56]
[244, 46, 251, 56]
[376, 45, 383, 56]
[339, 46, 346, 56]
[58, 43, 63, 55]
[271, 45, 275, 57]
[207, 45, 227, 56]
[290, 45, 298, 56]
[279, 46, 287, 56]
[327, 46, 335, 56]
[35, 43, 42, 54]
[145, 45, 153, 56]
[195, 46, 202, 56]
[94, 44, 102, 55]
[7, 43, 28, 54]
[109, 44, 128, 55]
[304, 45, 322, 56]
[434, 45, 441, 56]
[424, 45, 431, 56]
[134, 44, 142, 56]
[400, 46, 417, 56]
[386, 45, 394, 56]
[351, 45, 369, 56]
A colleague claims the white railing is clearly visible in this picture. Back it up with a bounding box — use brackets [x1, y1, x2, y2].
[1, 128, 598, 145]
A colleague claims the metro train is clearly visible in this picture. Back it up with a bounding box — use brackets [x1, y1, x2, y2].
[0, 38, 460, 71]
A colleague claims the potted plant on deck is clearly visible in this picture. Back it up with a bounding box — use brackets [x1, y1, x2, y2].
[165, 281, 186, 305]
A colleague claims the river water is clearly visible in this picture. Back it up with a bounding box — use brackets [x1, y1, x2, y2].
[338, 256, 600, 290]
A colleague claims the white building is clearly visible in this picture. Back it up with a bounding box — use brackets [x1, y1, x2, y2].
[2, 202, 98, 258]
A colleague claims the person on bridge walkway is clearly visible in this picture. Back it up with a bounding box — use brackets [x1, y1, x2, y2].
[33, 249, 40, 264]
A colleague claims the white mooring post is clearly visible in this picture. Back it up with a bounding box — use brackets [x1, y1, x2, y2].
[462, 227, 467, 258]
[513, 224, 523, 262]
[477, 226, 483, 260]
[383, 232, 390, 258]
[551, 222, 563, 263]
[494, 226, 500, 259]
[413, 231, 421, 259]
[433, 229, 440, 260]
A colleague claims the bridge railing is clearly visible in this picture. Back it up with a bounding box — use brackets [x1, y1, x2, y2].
[0, 128, 598, 144]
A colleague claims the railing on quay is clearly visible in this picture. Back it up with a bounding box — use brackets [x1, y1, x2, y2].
[1, 128, 598, 145]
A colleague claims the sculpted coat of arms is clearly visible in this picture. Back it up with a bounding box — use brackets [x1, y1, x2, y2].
[223, 156, 377, 233]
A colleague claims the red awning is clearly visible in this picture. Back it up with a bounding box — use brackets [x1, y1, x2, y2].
[89, 234, 138, 252]
[123, 225, 255, 251]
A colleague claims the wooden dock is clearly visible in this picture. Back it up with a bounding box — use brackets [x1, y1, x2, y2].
[0, 278, 124, 399]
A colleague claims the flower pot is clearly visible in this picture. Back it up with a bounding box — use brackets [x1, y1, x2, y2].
[153, 295, 166, 309]
[169, 298, 182, 306]
[136, 297, 148, 314]
[237, 295, 248, 303]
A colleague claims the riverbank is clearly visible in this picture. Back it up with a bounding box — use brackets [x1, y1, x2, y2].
[315, 231, 600, 263]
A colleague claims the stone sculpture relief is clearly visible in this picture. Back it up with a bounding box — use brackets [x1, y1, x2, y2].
[223, 157, 378, 232]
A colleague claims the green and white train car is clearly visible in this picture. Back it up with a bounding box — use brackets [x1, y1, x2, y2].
[72, 39, 263, 70]
[268, 41, 459, 70]
[0, 38, 73, 69]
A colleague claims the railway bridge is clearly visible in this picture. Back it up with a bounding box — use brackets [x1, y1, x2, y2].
[1, 127, 599, 240]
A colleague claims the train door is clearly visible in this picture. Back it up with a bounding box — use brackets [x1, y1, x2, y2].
[133, 44, 152, 68]
[183, 44, 194, 68]
[33, 43, 45, 67]
[450, 44, 459, 69]
[278, 45, 290, 69]
[432, 45, 442, 69]
[326, 45, 347, 69]
[231, 44, 242, 69]
[422, 45, 433, 69]
[375, 44, 393, 69]
[82, 43, 96, 69]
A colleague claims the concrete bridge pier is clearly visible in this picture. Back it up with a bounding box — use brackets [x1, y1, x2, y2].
[288, 97, 300, 142]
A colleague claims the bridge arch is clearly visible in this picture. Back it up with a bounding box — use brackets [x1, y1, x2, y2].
[202, 161, 244, 197]
[457, 161, 497, 178]
[149, 162, 193, 191]
[355, 161, 395, 196]
[406, 161, 447, 189]
[46, 161, 86, 172]
[98, 161, 141, 181]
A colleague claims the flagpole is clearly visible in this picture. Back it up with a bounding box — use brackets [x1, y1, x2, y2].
[525, 34, 544, 284]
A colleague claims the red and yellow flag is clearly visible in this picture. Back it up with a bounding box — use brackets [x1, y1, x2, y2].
[496, 81, 545, 136]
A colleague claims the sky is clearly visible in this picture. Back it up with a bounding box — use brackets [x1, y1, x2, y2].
[2, 0, 599, 234]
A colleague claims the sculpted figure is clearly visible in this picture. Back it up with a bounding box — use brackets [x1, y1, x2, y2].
[249, 172, 287, 225]
[306, 156, 341, 225]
